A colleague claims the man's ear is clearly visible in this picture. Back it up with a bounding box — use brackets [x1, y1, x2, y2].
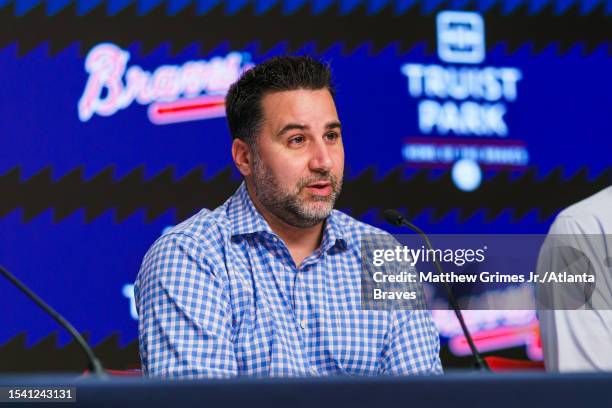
[232, 138, 253, 177]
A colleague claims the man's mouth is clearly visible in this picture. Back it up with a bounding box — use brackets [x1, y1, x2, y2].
[304, 181, 333, 196]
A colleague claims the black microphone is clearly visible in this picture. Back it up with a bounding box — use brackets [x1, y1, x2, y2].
[0, 264, 107, 377]
[382, 209, 489, 371]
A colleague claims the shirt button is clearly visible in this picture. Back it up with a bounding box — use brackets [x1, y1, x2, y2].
[300, 319, 307, 330]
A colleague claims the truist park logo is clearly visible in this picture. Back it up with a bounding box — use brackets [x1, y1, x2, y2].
[400, 11, 529, 191]
[78, 43, 254, 125]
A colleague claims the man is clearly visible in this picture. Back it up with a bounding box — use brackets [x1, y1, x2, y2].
[135, 56, 442, 378]
[537, 186, 612, 371]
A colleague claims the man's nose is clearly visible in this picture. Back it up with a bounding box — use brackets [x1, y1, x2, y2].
[309, 139, 333, 172]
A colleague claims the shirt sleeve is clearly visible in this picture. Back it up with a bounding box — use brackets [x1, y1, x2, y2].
[379, 309, 444, 375]
[134, 232, 238, 379]
[537, 216, 612, 372]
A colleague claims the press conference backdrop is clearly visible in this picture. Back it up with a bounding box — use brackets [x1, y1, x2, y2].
[0, 0, 610, 371]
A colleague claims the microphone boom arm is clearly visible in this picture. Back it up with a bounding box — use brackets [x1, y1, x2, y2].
[382, 209, 489, 371]
[0, 264, 106, 377]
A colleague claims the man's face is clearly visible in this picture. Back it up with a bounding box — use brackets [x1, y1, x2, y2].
[249, 88, 344, 228]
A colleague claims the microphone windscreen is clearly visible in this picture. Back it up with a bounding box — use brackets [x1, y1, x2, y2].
[382, 209, 405, 226]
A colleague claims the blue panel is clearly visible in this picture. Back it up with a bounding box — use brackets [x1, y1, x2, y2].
[3, 40, 603, 178]
[0, 209, 174, 345]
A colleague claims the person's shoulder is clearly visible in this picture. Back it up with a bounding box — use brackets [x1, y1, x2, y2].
[559, 186, 612, 219]
[142, 203, 232, 268]
[137, 204, 231, 286]
[166, 206, 227, 241]
[551, 186, 612, 234]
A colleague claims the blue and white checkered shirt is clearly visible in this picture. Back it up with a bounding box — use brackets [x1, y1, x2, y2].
[135, 182, 442, 378]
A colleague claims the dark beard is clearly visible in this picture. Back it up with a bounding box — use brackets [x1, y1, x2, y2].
[251, 153, 342, 228]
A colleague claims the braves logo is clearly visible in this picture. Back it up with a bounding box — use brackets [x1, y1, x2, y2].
[78, 43, 253, 125]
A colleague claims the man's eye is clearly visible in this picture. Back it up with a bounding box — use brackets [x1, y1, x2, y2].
[325, 132, 339, 141]
[289, 136, 305, 145]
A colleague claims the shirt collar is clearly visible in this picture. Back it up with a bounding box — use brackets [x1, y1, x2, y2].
[320, 210, 348, 252]
[228, 182, 274, 237]
[228, 182, 347, 252]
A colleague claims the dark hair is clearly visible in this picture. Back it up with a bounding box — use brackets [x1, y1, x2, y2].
[225, 55, 335, 145]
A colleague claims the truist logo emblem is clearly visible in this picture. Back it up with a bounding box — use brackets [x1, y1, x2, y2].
[78, 43, 254, 125]
[436, 11, 485, 64]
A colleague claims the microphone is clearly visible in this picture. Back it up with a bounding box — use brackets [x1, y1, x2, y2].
[382, 209, 489, 371]
[0, 264, 107, 377]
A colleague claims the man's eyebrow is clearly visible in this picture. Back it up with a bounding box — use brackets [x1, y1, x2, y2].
[325, 121, 342, 130]
[275, 121, 342, 138]
[276, 123, 308, 138]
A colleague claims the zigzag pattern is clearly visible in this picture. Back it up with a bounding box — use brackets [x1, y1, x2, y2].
[6, 0, 612, 17]
[0, 331, 527, 371]
[1, 1, 610, 56]
[1, 165, 610, 223]
[0, 332, 139, 372]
